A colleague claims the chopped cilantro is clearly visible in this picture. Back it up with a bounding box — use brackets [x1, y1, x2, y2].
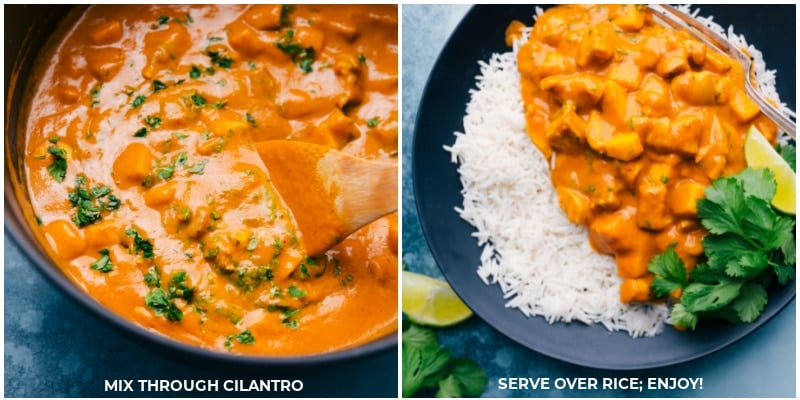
[125, 228, 154, 259]
[275, 29, 315, 72]
[152, 80, 167, 93]
[168, 270, 194, 301]
[144, 266, 161, 288]
[145, 115, 162, 128]
[224, 329, 255, 349]
[246, 112, 257, 127]
[188, 159, 208, 175]
[90, 248, 113, 273]
[191, 92, 206, 106]
[156, 15, 170, 25]
[207, 50, 233, 69]
[367, 116, 381, 128]
[358, 53, 367, 64]
[189, 65, 202, 79]
[90, 84, 102, 107]
[280, 4, 295, 26]
[132, 95, 147, 108]
[68, 176, 120, 227]
[288, 285, 306, 298]
[46, 146, 68, 183]
[282, 318, 299, 329]
[145, 288, 183, 321]
[157, 165, 174, 180]
[134, 127, 148, 138]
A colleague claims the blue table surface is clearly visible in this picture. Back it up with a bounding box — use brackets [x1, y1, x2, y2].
[401, 5, 796, 398]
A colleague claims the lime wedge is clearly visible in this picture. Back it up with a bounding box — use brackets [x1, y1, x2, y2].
[744, 125, 796, 214]
[402, 271, 473, 327]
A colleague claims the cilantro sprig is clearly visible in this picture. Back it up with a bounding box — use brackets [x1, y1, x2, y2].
[402, 322, 487, 398]
[275, 29, 315, 73]
[649, 166, 796, 330]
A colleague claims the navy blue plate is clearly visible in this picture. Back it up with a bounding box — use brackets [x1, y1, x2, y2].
[413, 4, 795, 370]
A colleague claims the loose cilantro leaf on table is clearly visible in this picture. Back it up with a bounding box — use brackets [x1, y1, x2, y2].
[649, 167, 796, 329]
[402, 322, 487, 398]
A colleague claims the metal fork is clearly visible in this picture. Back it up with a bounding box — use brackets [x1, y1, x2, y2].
[648, 4, 796, 138]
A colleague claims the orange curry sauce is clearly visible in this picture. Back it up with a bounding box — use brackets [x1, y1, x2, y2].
[512, 5, 777, 303]
[23, 5, 397, 355]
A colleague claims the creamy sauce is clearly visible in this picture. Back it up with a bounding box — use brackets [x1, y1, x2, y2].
[514, 5, 777, 303]
[23, 4, 397, 355]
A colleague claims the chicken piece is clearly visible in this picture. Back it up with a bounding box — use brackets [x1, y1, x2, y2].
[611, 5, 646, 32]
[645, 112, 702, 156]
[620, 276, 652, 303]
[540, 74, 605, 110]
[557, 186, 590, 224]
[545, 101, 587, 153]
[729, 90, 761, 123]
[636, 163, 672, 230]
[671, 71, 717, 106]
[636, 75, 671, 117]
[589, 206, 638, 254]
[668, 179, 705, 217]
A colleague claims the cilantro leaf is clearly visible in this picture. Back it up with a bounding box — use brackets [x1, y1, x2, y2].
[189, 65, 202, 79]
[681, 280, 742, 313]
[780, 143, 796, 172]
[780, 235, 795, 265]
[742, 196, 792, 249]
[152, 80, 167, 93]
[46, 146, 68, 182]
[731, 283, 768, 323]
[402, 324, 451, 397]
[90, 248, 113, 273]
[144, 266, 161, 287]
[125, 228, 154, 259]
[772, 263, 795, 285]
[670, 303, 698, 330]
[288, 285, 306, 298]
[647, 245, 687, 297]
[725, 251, 768, 279]
[145, 288, 182, 321]
[132, 95, 147, 108]
[207, 50, 234, 69]
[697, 176, 747, 235]
[435, 375, 462, 398]
[738, 167, 776, 201]
[402, 324, 439, 351]
[448, 358, 488, 397]
[225, 329, 255, 349]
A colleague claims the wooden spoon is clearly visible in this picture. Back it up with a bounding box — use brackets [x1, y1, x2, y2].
[255, 140, 398, 255]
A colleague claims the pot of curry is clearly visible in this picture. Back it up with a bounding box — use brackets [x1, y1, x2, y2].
[5, 4, 398, 366]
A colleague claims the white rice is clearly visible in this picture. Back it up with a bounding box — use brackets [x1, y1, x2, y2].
[445, 6, 792, 337]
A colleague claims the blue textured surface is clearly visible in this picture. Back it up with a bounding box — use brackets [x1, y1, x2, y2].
[402, 5, 795, 398]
